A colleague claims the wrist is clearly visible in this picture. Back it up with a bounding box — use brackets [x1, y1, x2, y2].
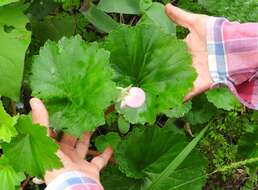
[45, 170, 103, 190]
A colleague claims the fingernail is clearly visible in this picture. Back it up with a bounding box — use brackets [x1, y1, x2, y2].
[30, 98, 40, 109]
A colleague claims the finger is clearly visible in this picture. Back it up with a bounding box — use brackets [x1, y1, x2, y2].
[91, 147, 113, 171]
[61, 133, 77, 148]
[184, 90, 196, 102]
[56, 150, 72, 167]
[165, 4, 197, 29]
[30, 98, 56, 138]
[30, 98, 49, 127]
[76, 132, 91, 159]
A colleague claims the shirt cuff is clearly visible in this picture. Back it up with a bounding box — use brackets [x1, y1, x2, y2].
[206, 16, 228, 86]
[206, 17, 258, 110]
[45, 171, 103, 190]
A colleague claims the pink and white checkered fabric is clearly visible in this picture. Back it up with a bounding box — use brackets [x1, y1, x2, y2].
[207, 17, 258, 110]
[45, 171, 103, 190]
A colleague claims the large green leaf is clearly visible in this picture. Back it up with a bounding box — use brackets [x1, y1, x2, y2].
[98, 0, 142, 14]
[145, 127, 208, 190]
[0, 101, 18, 143]
[101, 165, 146, 190]
[206, 87, 241, 111]
[82, 4, 119, 33]
[3, 116, 62, 177]
[140, 2, 176, 34]
[115, 125, 184, 178]
[0, 156, 25, 190]
[105, 24, 196, 124]
[30, 36, 117, 136]
[0, 3, 31, 100]
[115, 125, 208, 190]
[102, 162, 208, 190]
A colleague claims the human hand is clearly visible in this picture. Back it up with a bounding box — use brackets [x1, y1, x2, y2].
[165, 4, 213, 100]
[29, 98, 113, 187]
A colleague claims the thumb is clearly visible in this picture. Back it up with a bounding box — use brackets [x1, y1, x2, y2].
[30, 97, 49, 127]
[30, 98, 56, 138]
[165, 4, 196, 29]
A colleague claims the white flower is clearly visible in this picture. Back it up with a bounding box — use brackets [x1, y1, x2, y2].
[120, 87, 146, 109]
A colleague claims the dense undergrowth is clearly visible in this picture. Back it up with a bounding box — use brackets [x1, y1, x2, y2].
[0, 0, 257, 190]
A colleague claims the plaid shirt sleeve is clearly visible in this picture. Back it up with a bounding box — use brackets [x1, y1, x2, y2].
[207, 17, 258, 110]
[45, 171, 103, 190]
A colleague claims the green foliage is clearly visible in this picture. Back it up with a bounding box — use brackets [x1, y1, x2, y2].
[0, 3, 31, 100]
[206, 87, 241, 111]
[238, 116, 258, 160]
[0, 156, 25, 190]
[82, 4, 119, 33]
[26, 0, 59, 20]
[0, 101, 18, 143]
[113, 125, 208, 189]
[164, 101, 192, 119]
[145, 127, 208, 190]
[198, 0, 258, 22]
[105, 24, 196, 124]
[140, 2, 176, 34]
[95, 132, 121, 152]
[31, 13, 76, 44]
[98, 0, 143, 15]
[2, 116, 62, 177]
[0, 0, 18, 7]
[30, 36, 118, 136]
[101, 165, 145, 190]
[118, 115, 130, 134]
[200, 111, 253, 174]
[184, 95, 217, 125]
[0, 0, 257, 189]
[55, 0, 80, 9]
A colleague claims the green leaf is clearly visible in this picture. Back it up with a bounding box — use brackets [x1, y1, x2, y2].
[140, 2, 176, 34]
[0, 0, 18, 7]
[101, 165, 146, 190]
[30, 36, 118, 136]
[31, 14, 76, 44]
[114, 125, 208, 189]
[163, 101, 192, 119]
[82, 4, 119, 33]
[0, 3, 31, 100]
[0, 101, 18, 143]
[0, 156, 25, 190]
[105, 24, 196, 124]
[116, 125, 184, 179]
[184, 95, 217, 125]
[145, 127, 208, 190]
[98, 0, 141, 14]
[3, 116, 62, 177]
[206, 87, 241, 111]
[95, 132, 121, 152]
[118, 115, 130, 134]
